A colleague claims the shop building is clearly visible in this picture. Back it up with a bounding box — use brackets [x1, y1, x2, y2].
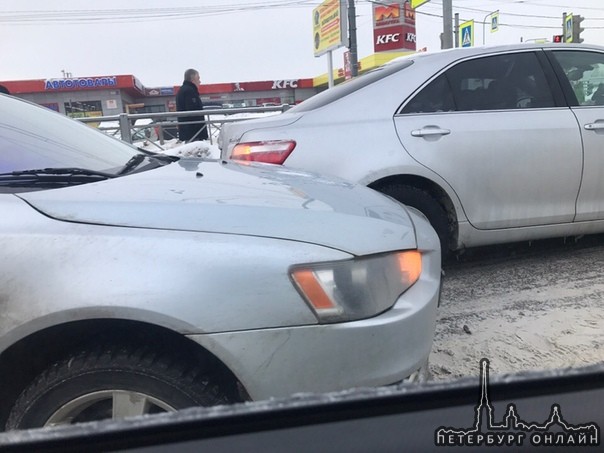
[0, 75, 318, 118]
[0, 52, 407, 118]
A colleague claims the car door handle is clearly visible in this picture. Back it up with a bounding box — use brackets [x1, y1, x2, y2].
[584, 122, 604, 131]
[411, 127, 451, 137]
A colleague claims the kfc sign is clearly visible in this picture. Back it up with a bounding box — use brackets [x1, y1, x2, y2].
[374, 25, 416, 52]
[271, 80, 298, 89]
[377, 33, 400, 44]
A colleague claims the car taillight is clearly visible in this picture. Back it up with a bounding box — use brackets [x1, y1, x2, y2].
[230, 140, 296, 165]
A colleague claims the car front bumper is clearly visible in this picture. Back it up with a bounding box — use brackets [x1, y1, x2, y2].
[187, 258, 440, 401]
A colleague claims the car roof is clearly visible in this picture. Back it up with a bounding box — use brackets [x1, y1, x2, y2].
[388, 42, 604, 67]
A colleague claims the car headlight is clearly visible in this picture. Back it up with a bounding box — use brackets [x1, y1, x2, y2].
[290, 250, 421, 323]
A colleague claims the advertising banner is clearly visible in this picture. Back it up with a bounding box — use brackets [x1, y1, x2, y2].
[312, 0, 347, 57]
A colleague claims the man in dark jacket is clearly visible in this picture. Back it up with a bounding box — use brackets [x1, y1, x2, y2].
[176, 69, 208, 142]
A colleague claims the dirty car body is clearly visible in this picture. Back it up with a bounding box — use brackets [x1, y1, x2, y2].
[0, 94, 440, 430]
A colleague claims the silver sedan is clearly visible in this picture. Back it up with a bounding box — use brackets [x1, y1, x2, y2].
[0, 94, 440, 430]
[220, 43, 604, 254]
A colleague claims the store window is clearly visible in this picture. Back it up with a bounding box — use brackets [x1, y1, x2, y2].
[39, 103, 59, 112]
[64, 100, 103, 118]
[135, 104, 167, 114]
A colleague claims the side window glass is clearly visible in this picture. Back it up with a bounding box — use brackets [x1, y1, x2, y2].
[400, 74, 455, 114]
[551, 51, 604, 106]
[446, 52, 555, 111]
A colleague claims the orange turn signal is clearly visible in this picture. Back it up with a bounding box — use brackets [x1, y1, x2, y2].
[291, 269, 336, 311]
[396, 250, 421, 285]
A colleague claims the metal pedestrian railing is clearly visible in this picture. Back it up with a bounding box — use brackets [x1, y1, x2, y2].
[77, 105, 290, 149]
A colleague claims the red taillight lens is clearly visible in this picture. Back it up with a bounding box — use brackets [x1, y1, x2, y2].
[230, 140, 296, 165]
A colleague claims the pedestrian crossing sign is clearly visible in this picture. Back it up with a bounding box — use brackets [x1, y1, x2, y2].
[490, 11, 499, 33]
[565, 13, 573, 42]
[460, 20, 474, 47]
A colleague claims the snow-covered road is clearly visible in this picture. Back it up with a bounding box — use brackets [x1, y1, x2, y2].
[430, 236, 604, 381]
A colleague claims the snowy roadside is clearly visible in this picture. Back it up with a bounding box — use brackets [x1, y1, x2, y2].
[430, 240, 604, 381]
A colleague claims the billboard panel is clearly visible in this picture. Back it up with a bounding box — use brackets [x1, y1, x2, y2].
[312, 0, 347, 57]
[373, 1, 416, 52]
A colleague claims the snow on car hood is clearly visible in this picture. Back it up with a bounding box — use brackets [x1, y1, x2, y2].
[18, 159, 417, 256]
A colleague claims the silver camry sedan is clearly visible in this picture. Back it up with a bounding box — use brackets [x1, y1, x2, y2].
[219, 43, 604, 255]
[0, 94, 440, 430]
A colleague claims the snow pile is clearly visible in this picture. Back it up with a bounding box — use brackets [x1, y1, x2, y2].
[139, 138, 221, 159]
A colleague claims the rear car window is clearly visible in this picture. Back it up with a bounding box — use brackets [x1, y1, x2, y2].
[289, 59, 414, 113]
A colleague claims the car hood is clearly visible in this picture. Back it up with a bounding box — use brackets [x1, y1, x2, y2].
[18, 159, 417, 256]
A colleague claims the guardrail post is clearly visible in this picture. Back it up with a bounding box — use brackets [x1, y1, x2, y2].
[118, 113, 132, 144]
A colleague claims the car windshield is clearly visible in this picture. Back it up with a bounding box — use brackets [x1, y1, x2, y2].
[0, 95, 140, 175]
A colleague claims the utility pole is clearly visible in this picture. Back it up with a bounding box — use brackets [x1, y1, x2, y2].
[348, 0, 358, 77]
[442, 0, 453, 49]
[454, 13, 459, 47]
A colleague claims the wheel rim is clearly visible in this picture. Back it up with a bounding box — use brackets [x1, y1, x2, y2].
[44, 390, 177, 427]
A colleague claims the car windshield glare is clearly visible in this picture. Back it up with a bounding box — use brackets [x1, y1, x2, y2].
[0, 95, 139, 174]
[289, 59, 414, 113]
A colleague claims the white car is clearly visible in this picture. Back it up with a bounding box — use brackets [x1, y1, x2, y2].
[0, 93, 440, 429]
[219, 43, 604, 255]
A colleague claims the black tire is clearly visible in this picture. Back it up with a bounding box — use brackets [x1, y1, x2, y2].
[379, 184, 452, 256]
[6, 343, 233, 430]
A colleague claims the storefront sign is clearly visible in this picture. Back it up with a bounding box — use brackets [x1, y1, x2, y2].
[45, 77, 117, 90]
[374, 25, 416, 52]
[271, 80, 298, 89]
[373, 1, 416, 52]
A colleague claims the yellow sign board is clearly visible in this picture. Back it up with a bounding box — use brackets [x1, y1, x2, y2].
[410, 0, 430, 8]
[312, 0, 347, 57]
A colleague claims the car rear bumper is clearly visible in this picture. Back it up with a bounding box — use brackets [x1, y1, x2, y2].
[187, 263, 440, 401]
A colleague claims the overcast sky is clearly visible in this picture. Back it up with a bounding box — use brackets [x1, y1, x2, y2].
[2, 0, 604, 87]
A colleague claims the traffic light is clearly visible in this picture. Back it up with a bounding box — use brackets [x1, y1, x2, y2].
[572, 15, 585, 43]
[553, 34, 563, 43]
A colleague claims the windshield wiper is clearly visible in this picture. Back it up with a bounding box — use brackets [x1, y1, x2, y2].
[117, 153, 147, 175]
[135, 148, 180, 163]
[0, 167, 116, 187]
[0, 167, 117, 178]
[117, 152, 178, 176]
